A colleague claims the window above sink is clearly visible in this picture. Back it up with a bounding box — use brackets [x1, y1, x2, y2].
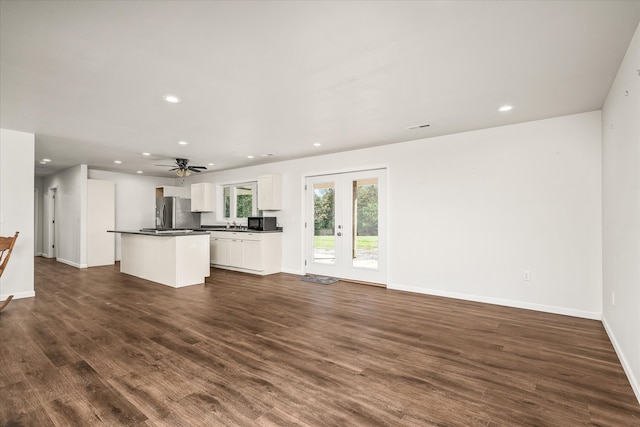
[222, 181, 258, 222]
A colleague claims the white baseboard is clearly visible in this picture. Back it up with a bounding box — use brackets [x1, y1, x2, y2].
[56, 258, 88, 269]
[1, 290, 35, 300]
[602, 316, 640, 405]
[281, 267, 303, 275]
[389, 283, 602, 320]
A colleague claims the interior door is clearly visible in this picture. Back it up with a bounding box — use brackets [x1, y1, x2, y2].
[305, 169, 386, 285]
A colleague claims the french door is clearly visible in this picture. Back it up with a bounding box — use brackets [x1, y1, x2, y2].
[305, 169, 387, 285]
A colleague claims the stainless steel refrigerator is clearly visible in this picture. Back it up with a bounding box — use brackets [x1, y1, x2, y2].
[156, 197, 201, 229]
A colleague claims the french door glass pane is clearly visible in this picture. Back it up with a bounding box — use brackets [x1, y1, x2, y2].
[313, 182, 335, 265]
[351, 178, 378, 269]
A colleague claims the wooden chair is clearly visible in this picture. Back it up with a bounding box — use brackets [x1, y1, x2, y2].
[0, 231, 19, 312]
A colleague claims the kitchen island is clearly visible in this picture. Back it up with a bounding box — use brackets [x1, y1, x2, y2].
[109, 230, 210, 288]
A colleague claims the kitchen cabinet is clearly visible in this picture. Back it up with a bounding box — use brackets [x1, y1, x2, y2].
[228, 238, 243, 267]
[156, 185, 185, 198]
[191, 183, 215, 212]
[241, 239, 262, 271]
[210, 236, 230, 265]
[209, 231, 281, 275]
[258, 174, 282, 210]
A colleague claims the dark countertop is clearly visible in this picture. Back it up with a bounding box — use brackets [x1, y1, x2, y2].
[108, 230, 210, 236]
[199, 226, 283, 233]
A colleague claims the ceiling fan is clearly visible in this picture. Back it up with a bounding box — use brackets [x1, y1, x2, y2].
[156, 158, 207, 177]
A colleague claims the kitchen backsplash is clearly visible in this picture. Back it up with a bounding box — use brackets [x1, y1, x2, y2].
[200, 212, 216, 225]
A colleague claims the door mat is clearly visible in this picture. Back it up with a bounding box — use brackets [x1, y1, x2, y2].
[301, 275, 340, 285]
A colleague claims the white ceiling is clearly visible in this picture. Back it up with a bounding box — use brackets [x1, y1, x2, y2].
[1, 1, 639, 178]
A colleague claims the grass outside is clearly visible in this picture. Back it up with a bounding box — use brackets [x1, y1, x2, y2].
[314, 235, 378, 249]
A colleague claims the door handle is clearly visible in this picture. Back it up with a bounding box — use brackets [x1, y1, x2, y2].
[337, 232, 342, 237]
[162, 205, 167, 228]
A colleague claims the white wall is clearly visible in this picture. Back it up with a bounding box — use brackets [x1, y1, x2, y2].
[602, 22, 640, 403]
[42, 164, 88, 268]
[187, 111, 603, 320]
[88, 169, 176, 260]
[0, 128, 35, 300]
[391, 113, 602, 319]
[34, 177, 44, 256]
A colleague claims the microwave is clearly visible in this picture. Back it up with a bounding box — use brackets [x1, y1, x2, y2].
[247, 216, 277, 231]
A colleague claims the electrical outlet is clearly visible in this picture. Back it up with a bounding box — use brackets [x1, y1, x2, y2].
[612, 291, 615, 306]
[523, 270, 531, 281]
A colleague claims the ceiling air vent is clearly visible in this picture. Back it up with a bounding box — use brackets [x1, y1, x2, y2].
[407, 123, 431, 130]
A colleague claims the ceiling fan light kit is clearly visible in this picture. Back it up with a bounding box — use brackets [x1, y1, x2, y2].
[156, 158, 207, 176]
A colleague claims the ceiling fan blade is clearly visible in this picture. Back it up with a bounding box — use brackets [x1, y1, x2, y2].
[155, 158, 198, 173]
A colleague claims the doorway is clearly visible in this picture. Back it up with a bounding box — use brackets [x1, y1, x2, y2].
[305, 169, 387, 285]
[34, 188, 39, 256]
[48, 187, 57, 259]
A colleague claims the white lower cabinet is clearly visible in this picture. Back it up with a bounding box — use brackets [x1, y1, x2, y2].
[241, 239, 263, 271]
[209, 231, 281, 275]
[210, 237, 230, 266]
[229, 239, 243, 267]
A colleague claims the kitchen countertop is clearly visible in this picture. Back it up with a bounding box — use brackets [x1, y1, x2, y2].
[108, 229, 210, 236]
[199, 227, 283, 233]
[108, 227, 283, 235]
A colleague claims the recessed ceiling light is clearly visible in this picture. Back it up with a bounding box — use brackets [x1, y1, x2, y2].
[178, 141, 188, 145]
[163, 95, 181, 103]
[407, 123, 431, 130]
[313, 143, 322, 147]
[247, 155, 254, 159]
[137, 170, 143, 174]
[39, 161, 47, 165]
[142, 152, 151, 156]
[498, 105, 513, 112]
[261, 153, 275, 157]
[42, 158, 51, 162]
[114, 160, 122, 164]
[208, 163, 215, 166]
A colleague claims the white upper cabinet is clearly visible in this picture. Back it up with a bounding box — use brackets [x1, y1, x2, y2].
[191, 183, 215, 212]
[258, 174, 282, 210]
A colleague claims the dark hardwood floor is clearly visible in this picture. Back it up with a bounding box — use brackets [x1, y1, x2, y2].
[1, 257, 639, 426]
